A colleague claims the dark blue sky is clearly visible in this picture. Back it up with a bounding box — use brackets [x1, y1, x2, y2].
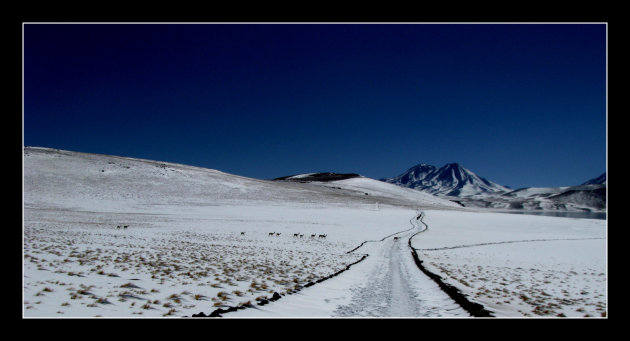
[24, 23, 606, 189]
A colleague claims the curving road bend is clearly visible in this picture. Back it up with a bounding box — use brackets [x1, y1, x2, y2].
[332, 225, 468, 317]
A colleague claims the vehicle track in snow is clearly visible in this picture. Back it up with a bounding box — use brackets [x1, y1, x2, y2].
[332, 212, 467, 317]
[415, 237, 605, 251]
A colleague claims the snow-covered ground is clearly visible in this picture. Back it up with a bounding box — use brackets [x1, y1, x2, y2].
[23, 204, 416, 317]
[411, 210, 607, 317]
[23, 147, 607, 318]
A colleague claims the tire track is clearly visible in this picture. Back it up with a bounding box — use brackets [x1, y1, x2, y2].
[346, 211, 421, 254]
[333, 210, 467, 317]
[333, 229, 450, 317]
[416, 237, 605, 251]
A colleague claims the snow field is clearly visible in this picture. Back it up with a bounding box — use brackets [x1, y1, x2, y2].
[23, 204, 419, 317]
[23, 148, 608, 318]
[412, 210, 607, 317]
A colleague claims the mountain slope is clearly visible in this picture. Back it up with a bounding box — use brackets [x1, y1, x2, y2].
[451, 183, 606, 212]
[547, 185, 606, 210]
[383, 163, 510, 197]
[23, 147, 460, 211]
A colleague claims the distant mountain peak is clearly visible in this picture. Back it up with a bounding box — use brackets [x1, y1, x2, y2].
[383, 162, 509, 197]
[582, 173, 606, 185]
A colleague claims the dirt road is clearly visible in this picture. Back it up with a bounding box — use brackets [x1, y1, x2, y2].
[331, 227, 467, 317]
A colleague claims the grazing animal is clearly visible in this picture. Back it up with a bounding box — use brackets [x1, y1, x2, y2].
[294, 233, 299, 237]
[117, 226, 121, 229]
[276, 233, 281, 236]
[123, 225, 128, 229]
[241, 232, 245, 235]
[311, 234, 316, 238]
[299, 234, 304, 238]
[393, 237, 399, 241]
[319, 234, 327, 238]
[269, 232, 275, 236]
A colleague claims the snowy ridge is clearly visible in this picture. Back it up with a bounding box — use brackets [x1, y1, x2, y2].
[501, 186, 571, 198]
[455, 183, 607, 212]
[23, 147, 460, 212]
[323, 177, 461, 209]
[382, 161, 606, 212]
[582, 173, 606, 185]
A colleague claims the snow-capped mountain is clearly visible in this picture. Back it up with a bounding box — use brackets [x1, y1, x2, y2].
[383, 163, 510, 197]
[582, 173, 606, 185]
[382, 163, 606, 212]
[492, 174, 607, 211]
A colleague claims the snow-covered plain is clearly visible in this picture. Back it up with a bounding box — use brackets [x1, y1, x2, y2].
[23, 147, 606, 318]
[412, 211, 606, 317]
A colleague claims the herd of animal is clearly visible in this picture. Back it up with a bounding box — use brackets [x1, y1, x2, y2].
[239, 231, 328, 238]
[113, 226, 328, 239]
[116, 225, 328, 238]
